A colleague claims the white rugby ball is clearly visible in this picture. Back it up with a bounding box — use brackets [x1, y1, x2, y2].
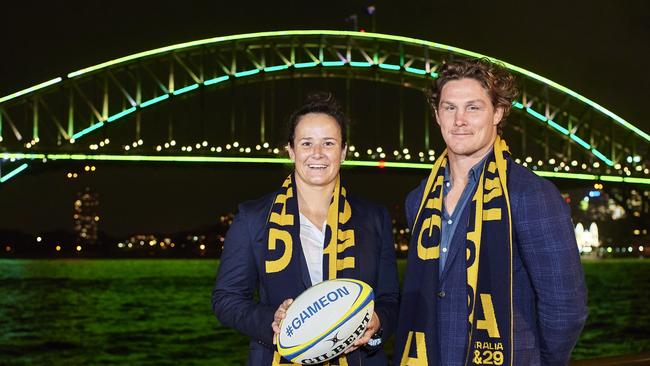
[277, 278, 374, 364]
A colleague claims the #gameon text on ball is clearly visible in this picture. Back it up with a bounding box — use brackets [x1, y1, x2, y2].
[286, 286, 351, 334]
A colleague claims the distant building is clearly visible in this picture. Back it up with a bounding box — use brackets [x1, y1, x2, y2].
[575, 222, 599, 253]
[74, 187, 99, 245]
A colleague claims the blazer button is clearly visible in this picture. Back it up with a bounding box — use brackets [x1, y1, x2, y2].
[437, 291, 446, 298]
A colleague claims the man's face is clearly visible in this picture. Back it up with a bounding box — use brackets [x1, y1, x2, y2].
[435, 78, 504, 160]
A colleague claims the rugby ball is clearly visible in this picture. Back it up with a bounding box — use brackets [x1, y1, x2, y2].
[277, 278, 374, 364]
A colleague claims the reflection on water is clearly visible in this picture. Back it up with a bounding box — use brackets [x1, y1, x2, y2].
[0, 259, 648, 365]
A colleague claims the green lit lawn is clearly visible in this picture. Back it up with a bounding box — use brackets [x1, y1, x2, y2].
[0, 259, 648, 365]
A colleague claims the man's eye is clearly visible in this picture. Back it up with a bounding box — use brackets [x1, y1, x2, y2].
[444, 105, 456, 111]
[301, 142, 311, 147]
[467, 105, 479, 111]
[324, 141, 335, 146]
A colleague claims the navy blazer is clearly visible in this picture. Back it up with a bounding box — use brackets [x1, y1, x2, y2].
[403, 162, 588, 366]
[212, 190, 400, 365]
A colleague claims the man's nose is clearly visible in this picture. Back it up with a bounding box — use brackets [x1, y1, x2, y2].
[454, 111, 467, 126]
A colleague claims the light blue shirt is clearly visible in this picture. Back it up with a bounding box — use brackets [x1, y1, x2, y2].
[439, 155, 489, 274]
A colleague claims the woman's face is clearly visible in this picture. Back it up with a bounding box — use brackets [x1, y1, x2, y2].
[288, 113, 346, 189]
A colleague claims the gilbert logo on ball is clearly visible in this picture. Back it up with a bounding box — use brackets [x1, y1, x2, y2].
[277, 278, 374, 364]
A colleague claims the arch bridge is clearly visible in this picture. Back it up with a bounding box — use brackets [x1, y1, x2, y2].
[1, 30, 648, 185]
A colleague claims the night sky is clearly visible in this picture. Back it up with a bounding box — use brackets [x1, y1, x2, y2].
[1, 0, 649, 236]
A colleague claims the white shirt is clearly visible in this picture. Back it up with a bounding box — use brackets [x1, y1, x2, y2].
[299, 212, 326, 285]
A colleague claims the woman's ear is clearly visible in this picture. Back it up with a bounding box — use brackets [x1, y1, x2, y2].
[287, 143, 295, 162]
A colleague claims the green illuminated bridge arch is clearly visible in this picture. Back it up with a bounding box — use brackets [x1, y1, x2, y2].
[0, 30, 648, 185]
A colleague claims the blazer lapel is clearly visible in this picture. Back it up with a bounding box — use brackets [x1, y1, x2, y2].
[299, 248, 313, 288]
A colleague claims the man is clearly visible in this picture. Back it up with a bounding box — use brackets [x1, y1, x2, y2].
[393, 58, 588, 366]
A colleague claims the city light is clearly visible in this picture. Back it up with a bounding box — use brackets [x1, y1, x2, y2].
[106, 107, 136, 123]
[140, 94, 169, 108]
[172, 84, 199, 96]
[0, 163, 29, 183]
[204, 75, 229, 85]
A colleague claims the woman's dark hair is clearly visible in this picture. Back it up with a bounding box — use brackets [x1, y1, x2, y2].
[287, 92, 348, 147]
[426, 57, 519, 135]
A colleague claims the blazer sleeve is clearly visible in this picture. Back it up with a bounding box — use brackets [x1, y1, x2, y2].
[211, 204, 276, 346]
[513, 175, 588, 366]
[372, 206, 401, 339]
[405, 179, 427, 230]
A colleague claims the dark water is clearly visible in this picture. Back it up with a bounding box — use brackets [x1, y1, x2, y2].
[0, 259, 648, 365]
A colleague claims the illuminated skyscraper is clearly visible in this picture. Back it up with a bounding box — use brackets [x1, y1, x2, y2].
[73, 187, 99, 245]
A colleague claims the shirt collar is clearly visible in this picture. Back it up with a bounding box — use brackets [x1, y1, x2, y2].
[443, 152, 491, 188]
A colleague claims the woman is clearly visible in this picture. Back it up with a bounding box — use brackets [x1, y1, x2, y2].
[212, 93, 399, 365]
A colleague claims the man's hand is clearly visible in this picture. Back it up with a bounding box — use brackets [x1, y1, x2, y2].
[345, 311, 381, 353]
[271, 298, 293, 344]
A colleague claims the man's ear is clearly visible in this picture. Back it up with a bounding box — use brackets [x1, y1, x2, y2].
[493, 106, 504, 126]
[434, 107, 442, 127]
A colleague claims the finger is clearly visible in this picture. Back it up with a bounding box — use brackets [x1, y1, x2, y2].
[345, 345, 358, 354]
[353, 334, 371, 347]
[281, 298, 294, 309]
[274, 311, 287, 322]
[272, 299, 295, 335]
[365, 322, 377, 334]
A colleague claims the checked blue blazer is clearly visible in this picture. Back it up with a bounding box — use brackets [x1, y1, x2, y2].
[400, 161, 588, 366]
[212, 190, 400, 366]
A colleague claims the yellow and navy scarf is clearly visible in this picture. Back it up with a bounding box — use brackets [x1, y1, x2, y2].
[396, 137, 514, 366]
[265, 174, 358, 366]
